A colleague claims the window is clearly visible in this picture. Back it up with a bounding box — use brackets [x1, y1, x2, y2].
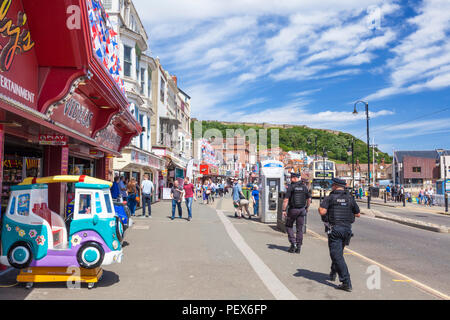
[139, 115, 144, 149]
[135, 105, 139, 121]
[9, 196, 16, 215]
[17, 194, 30, 216]
[103, 0, 112, 9]
[104, 193, 112, 214]
[78, 194, 92, 215]
[413, 167, 421, 173]
[140, 68, 145, 94]
[147, 117, 150, 147]
[136, 56, 140, 80]
[124, 45, 132, 77]
[148, 69, 152, 98]
[160, 77, 165, 103]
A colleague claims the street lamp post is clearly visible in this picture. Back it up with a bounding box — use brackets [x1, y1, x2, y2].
[322, 147, 327, 201]
[353, 101, 371, 209]
[347, 138, 355, 197]
[437, 149, 448, 213]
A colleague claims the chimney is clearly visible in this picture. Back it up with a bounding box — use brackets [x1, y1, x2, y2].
[172, 75, 177, 86]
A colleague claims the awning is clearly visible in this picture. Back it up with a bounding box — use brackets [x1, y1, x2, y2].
[4, 0, 143, 153]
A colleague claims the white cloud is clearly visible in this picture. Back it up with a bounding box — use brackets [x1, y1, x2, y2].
[200, 97, 394, 129]
[365, 0, 450, 101]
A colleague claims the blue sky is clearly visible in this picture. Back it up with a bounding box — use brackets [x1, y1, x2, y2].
[134, 0, 450, 155]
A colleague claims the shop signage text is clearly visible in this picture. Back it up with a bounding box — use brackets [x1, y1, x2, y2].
[0, 0, 35, 72]
[38, 134, 68, 146]
[49, 93, 98, 136]
[96, 125, 121, 152]
[131, 150, 161, 170]
[0, 74, 35, 103]
[64, 97, 94, 129]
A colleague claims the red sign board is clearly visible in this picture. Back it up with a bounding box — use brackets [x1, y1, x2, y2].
[0, 0, 38, 110]
[49, 92, 99, 137]
[95, 124, 122, 152]
[200, 164, 209, 175]
[39, 134, 68, 146]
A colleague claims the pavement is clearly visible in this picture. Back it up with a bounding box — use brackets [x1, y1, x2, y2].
[307, 199, 450, 297]
[356, 198, 450, 233]
[358, 197, 449, 215]
[0, 196, 445, 300]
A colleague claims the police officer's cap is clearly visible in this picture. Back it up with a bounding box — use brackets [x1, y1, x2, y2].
[291, 172, 300, 178]
[332, 178, 347, 187]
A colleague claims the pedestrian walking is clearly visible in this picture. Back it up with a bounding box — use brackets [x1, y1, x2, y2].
[319, 178, 361, 292]
[218, 182, 224, 198]
[427, 187, 434, 206]
[385, 185, 391, 201]
[210, 180, 216, 203]
[111, 176, 121, 201]
[140, 174, 154, 218]
[251, 185, 260, 217]
[127, 177, 138, 216]
[281, 173, 311, 254]
[171, 180, 185, 220]
[203, 181, 210, 204]
[119, 176, 127, 202]
[419, 188, 425, 204]
[232, 179, 245, 218]
[392, 185, 397, 202]
[184, 177, 196, 221]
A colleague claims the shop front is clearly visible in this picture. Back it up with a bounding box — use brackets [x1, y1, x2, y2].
[113, 147, 165, 202]
[198, 164, 219, 183]
[0, 0, 141, 217]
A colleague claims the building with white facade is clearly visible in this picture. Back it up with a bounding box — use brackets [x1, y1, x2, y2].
[105, 0, 165, 201]
[150, 59, 193, 191]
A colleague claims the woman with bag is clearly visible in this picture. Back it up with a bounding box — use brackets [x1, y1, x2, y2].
[127, 177, 138, 216]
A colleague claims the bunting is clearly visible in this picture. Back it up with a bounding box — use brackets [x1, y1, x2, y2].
[87, 0, 126, 95]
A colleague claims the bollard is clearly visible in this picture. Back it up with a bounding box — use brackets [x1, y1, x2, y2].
[384, 192, 387, 203]
[403, 194, 406, 207]
[445, 193, 448, 213]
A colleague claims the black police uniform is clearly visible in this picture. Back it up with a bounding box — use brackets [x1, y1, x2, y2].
[284, 179, 311, 251]
[320, 186, 359, 289]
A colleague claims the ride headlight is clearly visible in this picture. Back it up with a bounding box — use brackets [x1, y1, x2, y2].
[112, 240, 119, 250]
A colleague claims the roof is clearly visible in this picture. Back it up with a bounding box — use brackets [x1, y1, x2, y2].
[394, 150, 450, 163]
[75, 183, 111, 190]
[19, 175, 112, 187]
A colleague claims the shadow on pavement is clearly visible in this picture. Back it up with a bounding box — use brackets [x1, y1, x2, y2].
[122, 241, 130, 248]
[266, 244, 290, 252]
[269, 225, 284, 233]
[293, 269, 337, 288]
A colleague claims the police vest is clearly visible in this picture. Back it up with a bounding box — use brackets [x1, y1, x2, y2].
[327, 191, 355, 225]
[289, 182, 308, 209]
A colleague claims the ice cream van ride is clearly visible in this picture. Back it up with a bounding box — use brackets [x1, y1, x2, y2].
[0, 176, 124, 271]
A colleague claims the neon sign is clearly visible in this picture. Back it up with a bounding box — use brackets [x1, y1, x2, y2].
[0, 0, 35, 72]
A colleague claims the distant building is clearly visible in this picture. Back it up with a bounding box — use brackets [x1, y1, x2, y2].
[336, 159, 392, 187]
[393, 151, 447, 187]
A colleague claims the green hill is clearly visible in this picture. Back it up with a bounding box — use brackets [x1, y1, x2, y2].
[192, 120, 392, 164]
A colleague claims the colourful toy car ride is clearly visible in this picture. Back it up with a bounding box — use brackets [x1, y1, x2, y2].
[0, 176, 123, 270]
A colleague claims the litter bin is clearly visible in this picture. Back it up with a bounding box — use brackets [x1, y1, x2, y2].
[242, 187, 251, 200]
[277, 191, 286, 233]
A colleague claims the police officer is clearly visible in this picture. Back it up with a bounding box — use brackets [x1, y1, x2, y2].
[282, 173, 311, 254]
[318, 178, 360, 292]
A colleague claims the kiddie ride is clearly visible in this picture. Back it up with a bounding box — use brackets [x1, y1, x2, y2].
[0, 176, 125, 289]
